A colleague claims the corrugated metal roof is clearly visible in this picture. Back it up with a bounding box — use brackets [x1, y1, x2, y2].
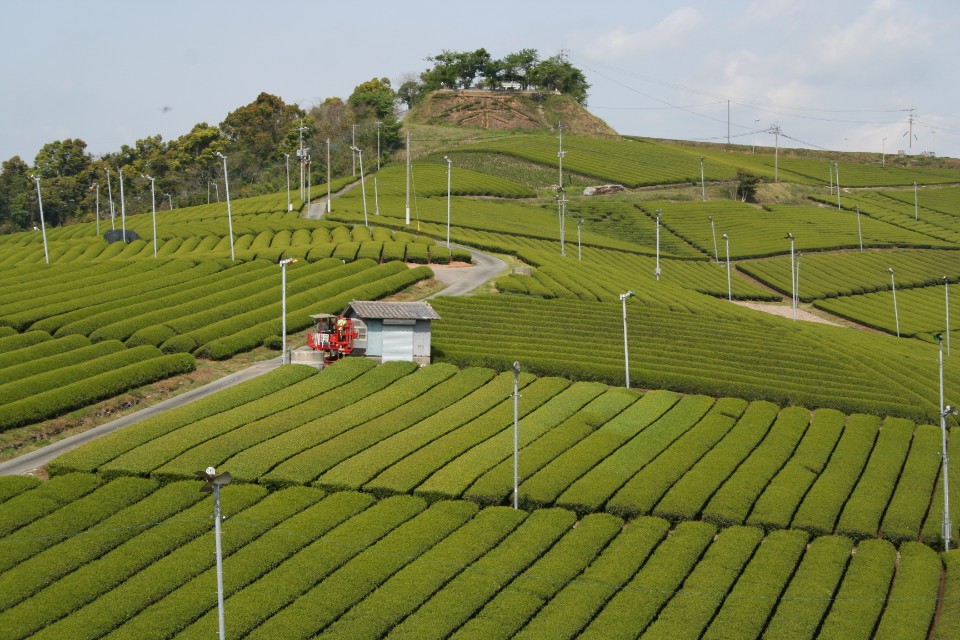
[346, 300, 442, 320]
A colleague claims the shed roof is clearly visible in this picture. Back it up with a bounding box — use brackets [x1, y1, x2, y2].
[345, 300, 441, 321]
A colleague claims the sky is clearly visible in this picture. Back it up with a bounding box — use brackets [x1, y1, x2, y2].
[2, 0, 958, 164]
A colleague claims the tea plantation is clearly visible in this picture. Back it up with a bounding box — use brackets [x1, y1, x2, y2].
[2, 130, 960, 638]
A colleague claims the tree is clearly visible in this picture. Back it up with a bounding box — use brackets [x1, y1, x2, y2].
[0, 156, 31, 233]
[34, 139, 90, 178]
[220, 93, 305, 188]
[349, 78, 396, 120]
[530, 55, 590, 104]
[501, 49, 539, 89]
[734, 169, 760, 202]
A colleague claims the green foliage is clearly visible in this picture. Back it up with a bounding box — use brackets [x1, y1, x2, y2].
[873, 542, 941, 640]
[816, 538, 896, 640]
[0, 473, 102, 537]
[702, 529, 810, 640]
[762, 535, 853, 640]
[881, 425, 942, 543]
[791, 414, 881, 536]
[936, 551, 960, 640]
[0, 353, 195, 431]
[517, 515, 670, 639]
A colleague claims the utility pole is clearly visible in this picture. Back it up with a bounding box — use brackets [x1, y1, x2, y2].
[326, 139, 332, 213]
[557, 191, 567, 256]
[405, 130, 411, 225]
[771, 124, 781, 182]
[375, 120, 382, 171]
[297, 119, 308, 201]
[727, 100, 730, 147]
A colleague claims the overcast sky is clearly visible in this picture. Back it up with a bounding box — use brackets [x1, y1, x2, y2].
[2, 0, 957, 163]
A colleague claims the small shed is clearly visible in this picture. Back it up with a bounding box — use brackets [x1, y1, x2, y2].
[343, 300, 441, 366]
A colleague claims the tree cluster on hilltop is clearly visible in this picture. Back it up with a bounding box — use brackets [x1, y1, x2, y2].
[398, 48, 590, 107]
[0, 81, 403, 235]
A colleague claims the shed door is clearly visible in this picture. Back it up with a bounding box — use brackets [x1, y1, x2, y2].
[381, 325, 414, 362]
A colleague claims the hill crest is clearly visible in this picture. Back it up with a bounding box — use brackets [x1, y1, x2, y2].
[406, 89, 617, 137]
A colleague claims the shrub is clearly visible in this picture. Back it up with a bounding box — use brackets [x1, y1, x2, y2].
[405, 242, 429, 264]
[791, 414, 882, 536]
[873, 542, 941, 639]
[815, 538, 896, 640]
[881, 425, 942, 543]
[557, 394, 715, 516]
[318, 506, 527, 639]
[762, 535, 853, 640]
[0, 473, 102, 537]
[574, 520, 717, 639]
[0, 353, 196, 431]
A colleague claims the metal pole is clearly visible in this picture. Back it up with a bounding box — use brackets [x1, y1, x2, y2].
[405, 131, 411, 225]
[352, 147, 368, 228]
[512, 361, 520, 510]
[307, 155, 312, 207]
[444, 156, 452, 249]
[29, 176, 50, 264]
[945, 276, 952, 356]
[856, 206, 863, 252]
[374, 176, 379, 215]
[214, 182, 219, 203]
[700, 156, 705, 201]
[620, 291, 634, 388]
[795, 251, 802, 308]
[208, 180, 211, 205]
[557, 122, 564, 191]
[836, 163, 841, 210]
[326, 139, 332, 214]
[106, 168, 115, 230]
[94, 183, 100, 235]
[376, 121, 381, 172]
[118, 168, 127, 241]
[216, 153, 235, 261]
[939, 336, 953, 551]
[213, 482, 226, 640]
[577, 219, 582, 261]
[889, 268, 900, 337]
[144, 175, 157, 257]
[166, 193, 173, 210]
[787, 233, 795, 320]
[280, 258, 297, 363]
[557, 193, 567, 257]
[655, 209, 661, 281]
[709, 216, 718, 264]
[724, 233, 731, 301]
[773, 124, 780, 182]
[284, 153, 291, 212]
[882, 137, 886, 167]
[298, 119, 306, 200]
[829, 162, 833, 196]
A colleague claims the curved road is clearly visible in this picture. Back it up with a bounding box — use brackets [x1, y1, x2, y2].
[0, 246, 506, 476]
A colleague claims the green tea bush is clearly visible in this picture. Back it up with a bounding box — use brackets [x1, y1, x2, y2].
[0, 474, 102, 537]
[606, 397, 748, 518]
[791, 414, 881, 536]
[836, 417, 913, 539]
[318, 506, 526, 639]
[413, 382, 605, 503]
[453, 512, 622, 640]
[653, 400, 778, 522]
[815, 538, 896, 640]
[389, 509, 576, 639]
[762, 535, 853, 640]
[556, 394, 715, 516]
[701, 529, 809, 640]
[0, 353, 195, 431]
[701, 406, 811, 526]
[319, 372, 527, 493]
[234, 499, 477, 639]
[873, 542, 941, 640]
[747, 409, 846, 530]
[881, 425, 942, 543]
[576, 520, 717, 639]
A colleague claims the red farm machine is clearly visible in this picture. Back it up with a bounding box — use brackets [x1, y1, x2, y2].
[306, 313, 367, 364]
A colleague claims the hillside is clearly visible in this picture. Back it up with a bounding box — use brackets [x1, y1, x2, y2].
[4, 124, 960, 638]
[405, 90, 617, 137]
